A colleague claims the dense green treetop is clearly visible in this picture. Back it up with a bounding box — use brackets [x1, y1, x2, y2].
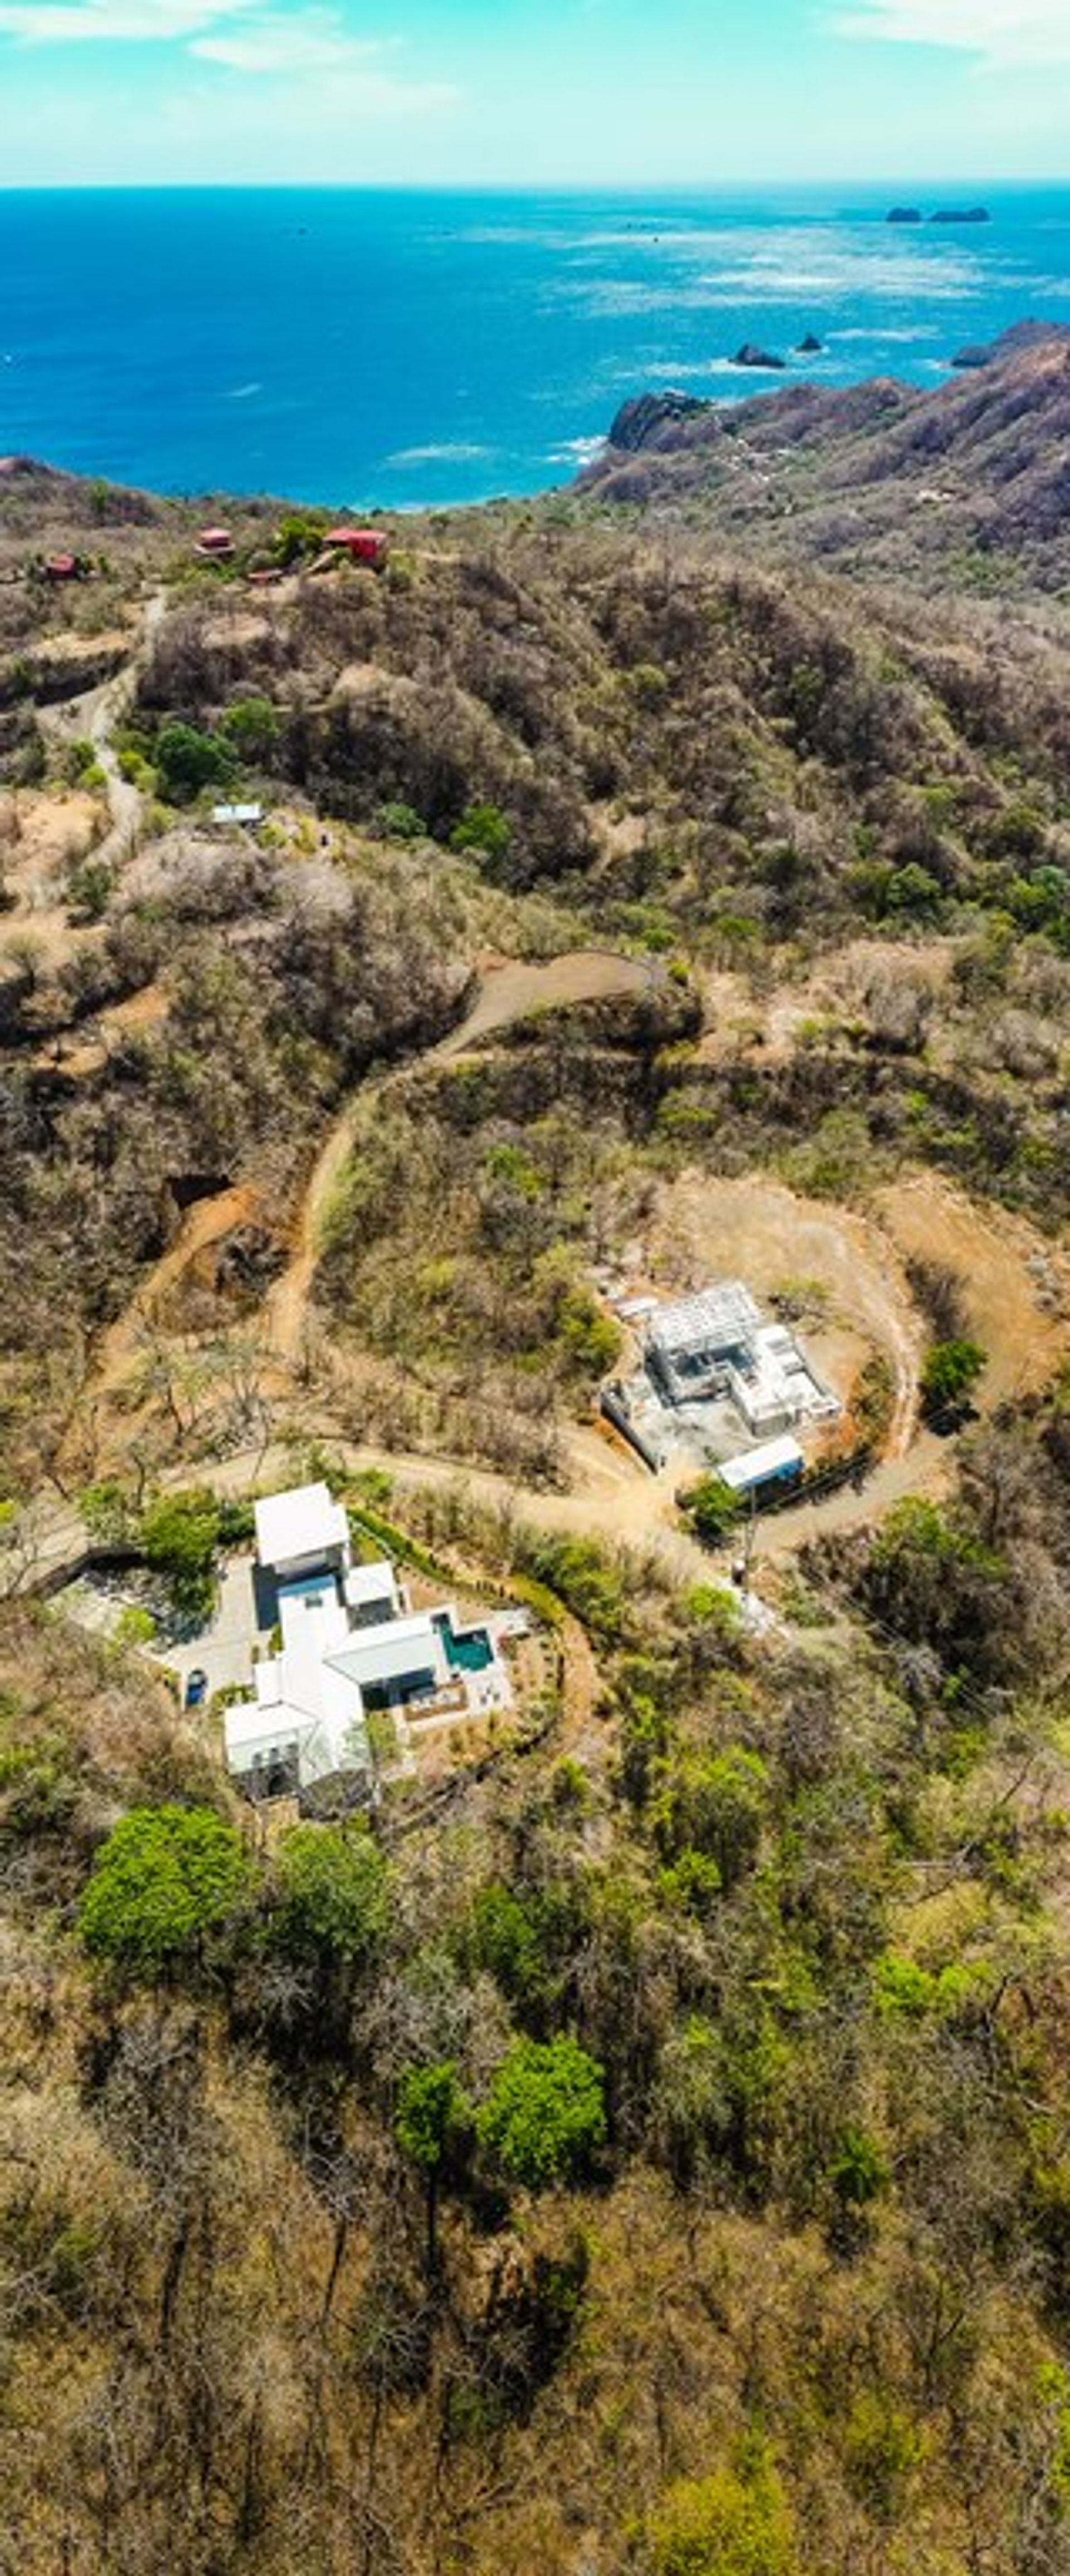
[80, 1804, 249, 1974]
[477, 2034, 607, 2189]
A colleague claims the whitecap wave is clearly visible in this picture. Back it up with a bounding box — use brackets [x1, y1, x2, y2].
[385, 441, 495, 466]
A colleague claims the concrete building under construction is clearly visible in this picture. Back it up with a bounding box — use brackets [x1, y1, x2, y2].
[643, 1280, 840, 1443]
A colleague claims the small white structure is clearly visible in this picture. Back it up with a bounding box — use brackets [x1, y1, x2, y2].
[212, 802, 264, 828]
[225, 1481, 512, 1802]
[719, 1435, 805, 1496]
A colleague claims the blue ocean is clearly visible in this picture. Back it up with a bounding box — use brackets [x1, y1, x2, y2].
[1, 184, 1069, 508]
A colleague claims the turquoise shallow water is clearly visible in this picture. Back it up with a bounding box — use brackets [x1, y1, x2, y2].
[1, 184, 1068, 507]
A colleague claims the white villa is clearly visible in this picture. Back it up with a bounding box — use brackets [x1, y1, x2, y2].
[223, 1481, 512, 1802]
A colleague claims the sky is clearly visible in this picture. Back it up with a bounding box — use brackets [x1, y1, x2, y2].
[0, 0, 1068, 188]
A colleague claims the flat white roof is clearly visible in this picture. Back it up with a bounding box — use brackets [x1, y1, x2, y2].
[330, 1611, 441, 1693]
[255, 1481, 349, 1569]
[719, 1435, 805, 1493]
[225, 1696, 312, 1754]
[344, 1560, 399, 1607]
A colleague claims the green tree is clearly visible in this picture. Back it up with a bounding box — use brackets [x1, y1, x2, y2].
[376, 799, 426, 841]
[80, 1805, 249, 1975]
[477, 2035, 606, 2190]
[220, 696, 280, 764]
[920, 1336, 986, 1419]
[653, 1746, 769, 1889]
[644, 2446, 797, 2576]
[449, 801, 512, 866]
[273, 511, 327, 566]
[683, 1474, 745, 1548]
[154, 721, 236, 805]
[273, 1821, 389, 1966]
[139, 1488, 222, 1621]
[396, 2060, 472, 2268]
[885, 862, 943, 918]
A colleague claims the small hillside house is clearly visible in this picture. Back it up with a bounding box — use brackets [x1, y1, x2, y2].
[224, 1481, 510, 1802]
[323, 527, 389, 568]
[195, 526, 235, 560]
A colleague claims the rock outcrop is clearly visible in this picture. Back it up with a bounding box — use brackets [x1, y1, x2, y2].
[735, 343, 786, 371]
[606, 391, 712, 453]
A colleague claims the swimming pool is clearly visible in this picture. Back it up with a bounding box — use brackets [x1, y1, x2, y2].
[434, 1613, 494, 1674]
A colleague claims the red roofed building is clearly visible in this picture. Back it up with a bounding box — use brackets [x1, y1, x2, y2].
[323, 527, 389, 567]
[43, 552, 81, 582]
[196, 527, 235, 559]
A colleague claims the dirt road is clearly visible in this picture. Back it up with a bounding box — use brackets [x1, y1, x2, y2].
[38, 588, 167, 874]
[265, 950, 659, 1365]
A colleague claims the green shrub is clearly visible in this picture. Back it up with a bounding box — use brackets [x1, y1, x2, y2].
[644, 2446, 797, 2576]
[920, 1337, 986, 1418]
[139, 1489, 222, 1621]
[376, 800, 427, 841]
[830, 2126, 891, 2207]
[682, 1474, 744, 1547]
[477, 2034, 606, 2189]
[449, 802, 512, 866]
[271, 1821, 389, 1964]
[67, 858, 114, 923]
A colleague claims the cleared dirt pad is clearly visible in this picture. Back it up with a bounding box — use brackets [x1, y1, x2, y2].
[648, 1170, 925, 1448]
[449, 949, 656, 1051]
[876, 1173, 1070, 1403]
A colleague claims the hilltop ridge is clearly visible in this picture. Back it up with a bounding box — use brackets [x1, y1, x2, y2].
[582, 323, 1070, 593]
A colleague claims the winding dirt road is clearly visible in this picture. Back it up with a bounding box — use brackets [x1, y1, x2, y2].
[264, 949, 659, 1365]
[38, 588, 167, 872]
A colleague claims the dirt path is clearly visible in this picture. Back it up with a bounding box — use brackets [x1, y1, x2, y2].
[37, 587, 166, 873]
[4, 1430, 713, 1617]
[265, 950, 658, 1365]
[75, 1184, 259, 1433]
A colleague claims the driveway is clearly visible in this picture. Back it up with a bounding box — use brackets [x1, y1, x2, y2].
[151, 1552, 271, 1702]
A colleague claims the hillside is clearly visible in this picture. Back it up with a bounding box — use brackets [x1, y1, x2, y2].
[580, 325, 1070, 595]
[3, 447, 1070, 2576]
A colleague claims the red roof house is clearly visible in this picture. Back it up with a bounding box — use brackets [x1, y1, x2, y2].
[323, 527, 389, 567]
[195, 526, 235, 558]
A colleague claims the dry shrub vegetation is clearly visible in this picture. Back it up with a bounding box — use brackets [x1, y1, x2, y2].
[5, 1402, 1070, 2571]
[3, 450, 1070, 2570]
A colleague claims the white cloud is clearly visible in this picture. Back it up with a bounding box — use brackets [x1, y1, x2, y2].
[0, 0, 458, 98]
[831, 0, 1070, 68]
[0, 0, 250, 38]
[193, 13, 382, 72]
